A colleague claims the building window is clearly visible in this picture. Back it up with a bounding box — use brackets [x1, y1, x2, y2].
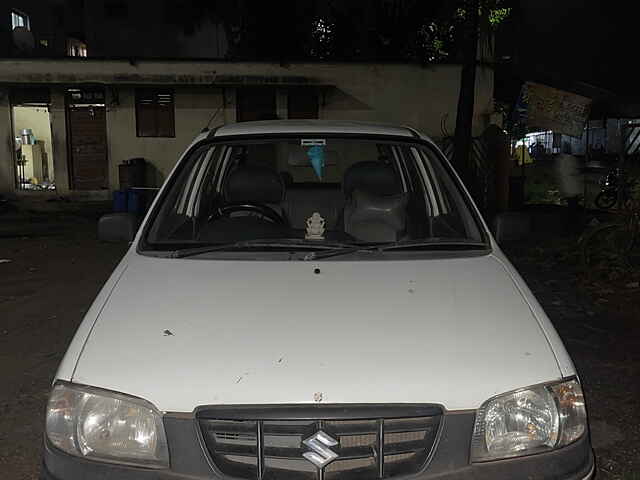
[288, 88, 319, 119]
[11, 10, 30, 30]
[67, 38, 87, 57]
[136, 89, 175, 137]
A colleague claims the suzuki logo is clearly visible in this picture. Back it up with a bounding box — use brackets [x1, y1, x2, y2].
[302, 430, 339, 468]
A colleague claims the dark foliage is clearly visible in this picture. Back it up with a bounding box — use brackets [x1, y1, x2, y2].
[161, 0, 510, 63]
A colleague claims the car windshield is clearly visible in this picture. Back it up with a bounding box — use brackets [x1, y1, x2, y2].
[143, 137, 486, 254]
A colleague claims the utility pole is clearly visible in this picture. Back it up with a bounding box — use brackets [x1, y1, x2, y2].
[452, 0, 480, 187]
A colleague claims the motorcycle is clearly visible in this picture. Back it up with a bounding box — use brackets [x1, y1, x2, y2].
[595, 167, 626, 209]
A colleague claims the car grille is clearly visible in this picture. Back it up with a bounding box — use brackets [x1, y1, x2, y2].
[197, 405, 442, 480]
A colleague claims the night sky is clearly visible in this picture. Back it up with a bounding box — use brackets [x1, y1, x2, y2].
[515, 1, 634, 95]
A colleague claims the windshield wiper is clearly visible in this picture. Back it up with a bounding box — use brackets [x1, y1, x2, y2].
[302, 245, 373, 261]
[375, 239, 489, 252]
[169, 238, 487, 259]
[307, 239, 488, 260]
[169, 238, 356, 258]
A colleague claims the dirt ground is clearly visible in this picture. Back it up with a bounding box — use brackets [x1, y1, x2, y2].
[0, 212, 127, 480]
[0, 211, 638, 479]
[504, 238, 640, 479]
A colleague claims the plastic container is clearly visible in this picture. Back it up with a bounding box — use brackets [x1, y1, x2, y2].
[20, 128, 35, 145]
[119, 158, 146, 189]
[127, 188, 144, 214]
[112, 190, 127, 212]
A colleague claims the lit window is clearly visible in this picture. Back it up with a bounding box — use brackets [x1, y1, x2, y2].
[67, 38, 87, 57]
[11, 10, 29, 30]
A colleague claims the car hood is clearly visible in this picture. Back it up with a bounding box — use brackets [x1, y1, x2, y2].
[72, 253, 561, 412]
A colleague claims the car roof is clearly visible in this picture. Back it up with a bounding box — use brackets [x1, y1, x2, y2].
[211, 120, 427, 140]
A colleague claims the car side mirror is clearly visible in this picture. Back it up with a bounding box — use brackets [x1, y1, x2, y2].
[98, 213, 140, 243]
[492, 212, 531, 244]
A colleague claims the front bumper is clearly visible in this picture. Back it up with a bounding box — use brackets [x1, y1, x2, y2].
[42, 413, 594, 480]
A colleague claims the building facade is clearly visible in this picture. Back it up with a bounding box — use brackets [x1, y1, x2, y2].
[0, 59, 495, 197]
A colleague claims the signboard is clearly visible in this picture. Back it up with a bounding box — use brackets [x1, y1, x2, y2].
[523, 82, 592, 138]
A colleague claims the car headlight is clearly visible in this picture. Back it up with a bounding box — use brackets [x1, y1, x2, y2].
[471, 378, 587, 462]
[46, 382, 169, 468]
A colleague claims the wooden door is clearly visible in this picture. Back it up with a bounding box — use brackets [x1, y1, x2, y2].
[68, 106, 108, 190]
[287, 87, 319, 119]
[236, 87, 276, 122]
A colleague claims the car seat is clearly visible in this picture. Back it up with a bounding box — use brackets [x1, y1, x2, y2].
[341, 161, 407, 242]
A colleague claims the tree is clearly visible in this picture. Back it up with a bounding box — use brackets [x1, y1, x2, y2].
[162, 0, 510, 65]
[449, 0, 511, 190]
[452, 0, 481, 185]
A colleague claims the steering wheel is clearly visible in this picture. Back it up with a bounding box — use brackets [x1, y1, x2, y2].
[208, 203, 287, 225]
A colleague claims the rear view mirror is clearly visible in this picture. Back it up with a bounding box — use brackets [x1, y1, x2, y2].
[98, 213, 140, 243]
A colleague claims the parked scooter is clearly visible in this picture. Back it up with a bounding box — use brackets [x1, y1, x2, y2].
[595, 167, 626, 209]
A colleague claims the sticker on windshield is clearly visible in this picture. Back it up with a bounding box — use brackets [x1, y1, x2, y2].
[301, 139, 326, 146]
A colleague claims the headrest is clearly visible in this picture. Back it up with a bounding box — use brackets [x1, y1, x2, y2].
[349, 189, 408, 230]
[344, 189, 408, 242]
[225, 166, 284, 203]
[343, 161, 401, 197]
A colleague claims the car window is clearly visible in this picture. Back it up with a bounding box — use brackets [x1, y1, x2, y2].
[414, 146, 482, 241]
[146, 144, 222, 242]
[144, 137, 485, 251]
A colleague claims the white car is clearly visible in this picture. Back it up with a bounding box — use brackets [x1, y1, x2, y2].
[43, 120, 593, 480]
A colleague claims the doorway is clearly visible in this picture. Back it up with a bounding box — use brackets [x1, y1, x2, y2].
[12, 104, 56, 191]
[66, 89, 108, 190]
[236, 87, 277, 122]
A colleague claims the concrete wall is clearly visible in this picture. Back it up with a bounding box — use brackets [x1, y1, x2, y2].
[0, 60, 495, 194]
[309, 63, 493, 137]
[102, 65, 492, 190]
[0, 61, 493, 140]
[105, 87, 230, 188]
